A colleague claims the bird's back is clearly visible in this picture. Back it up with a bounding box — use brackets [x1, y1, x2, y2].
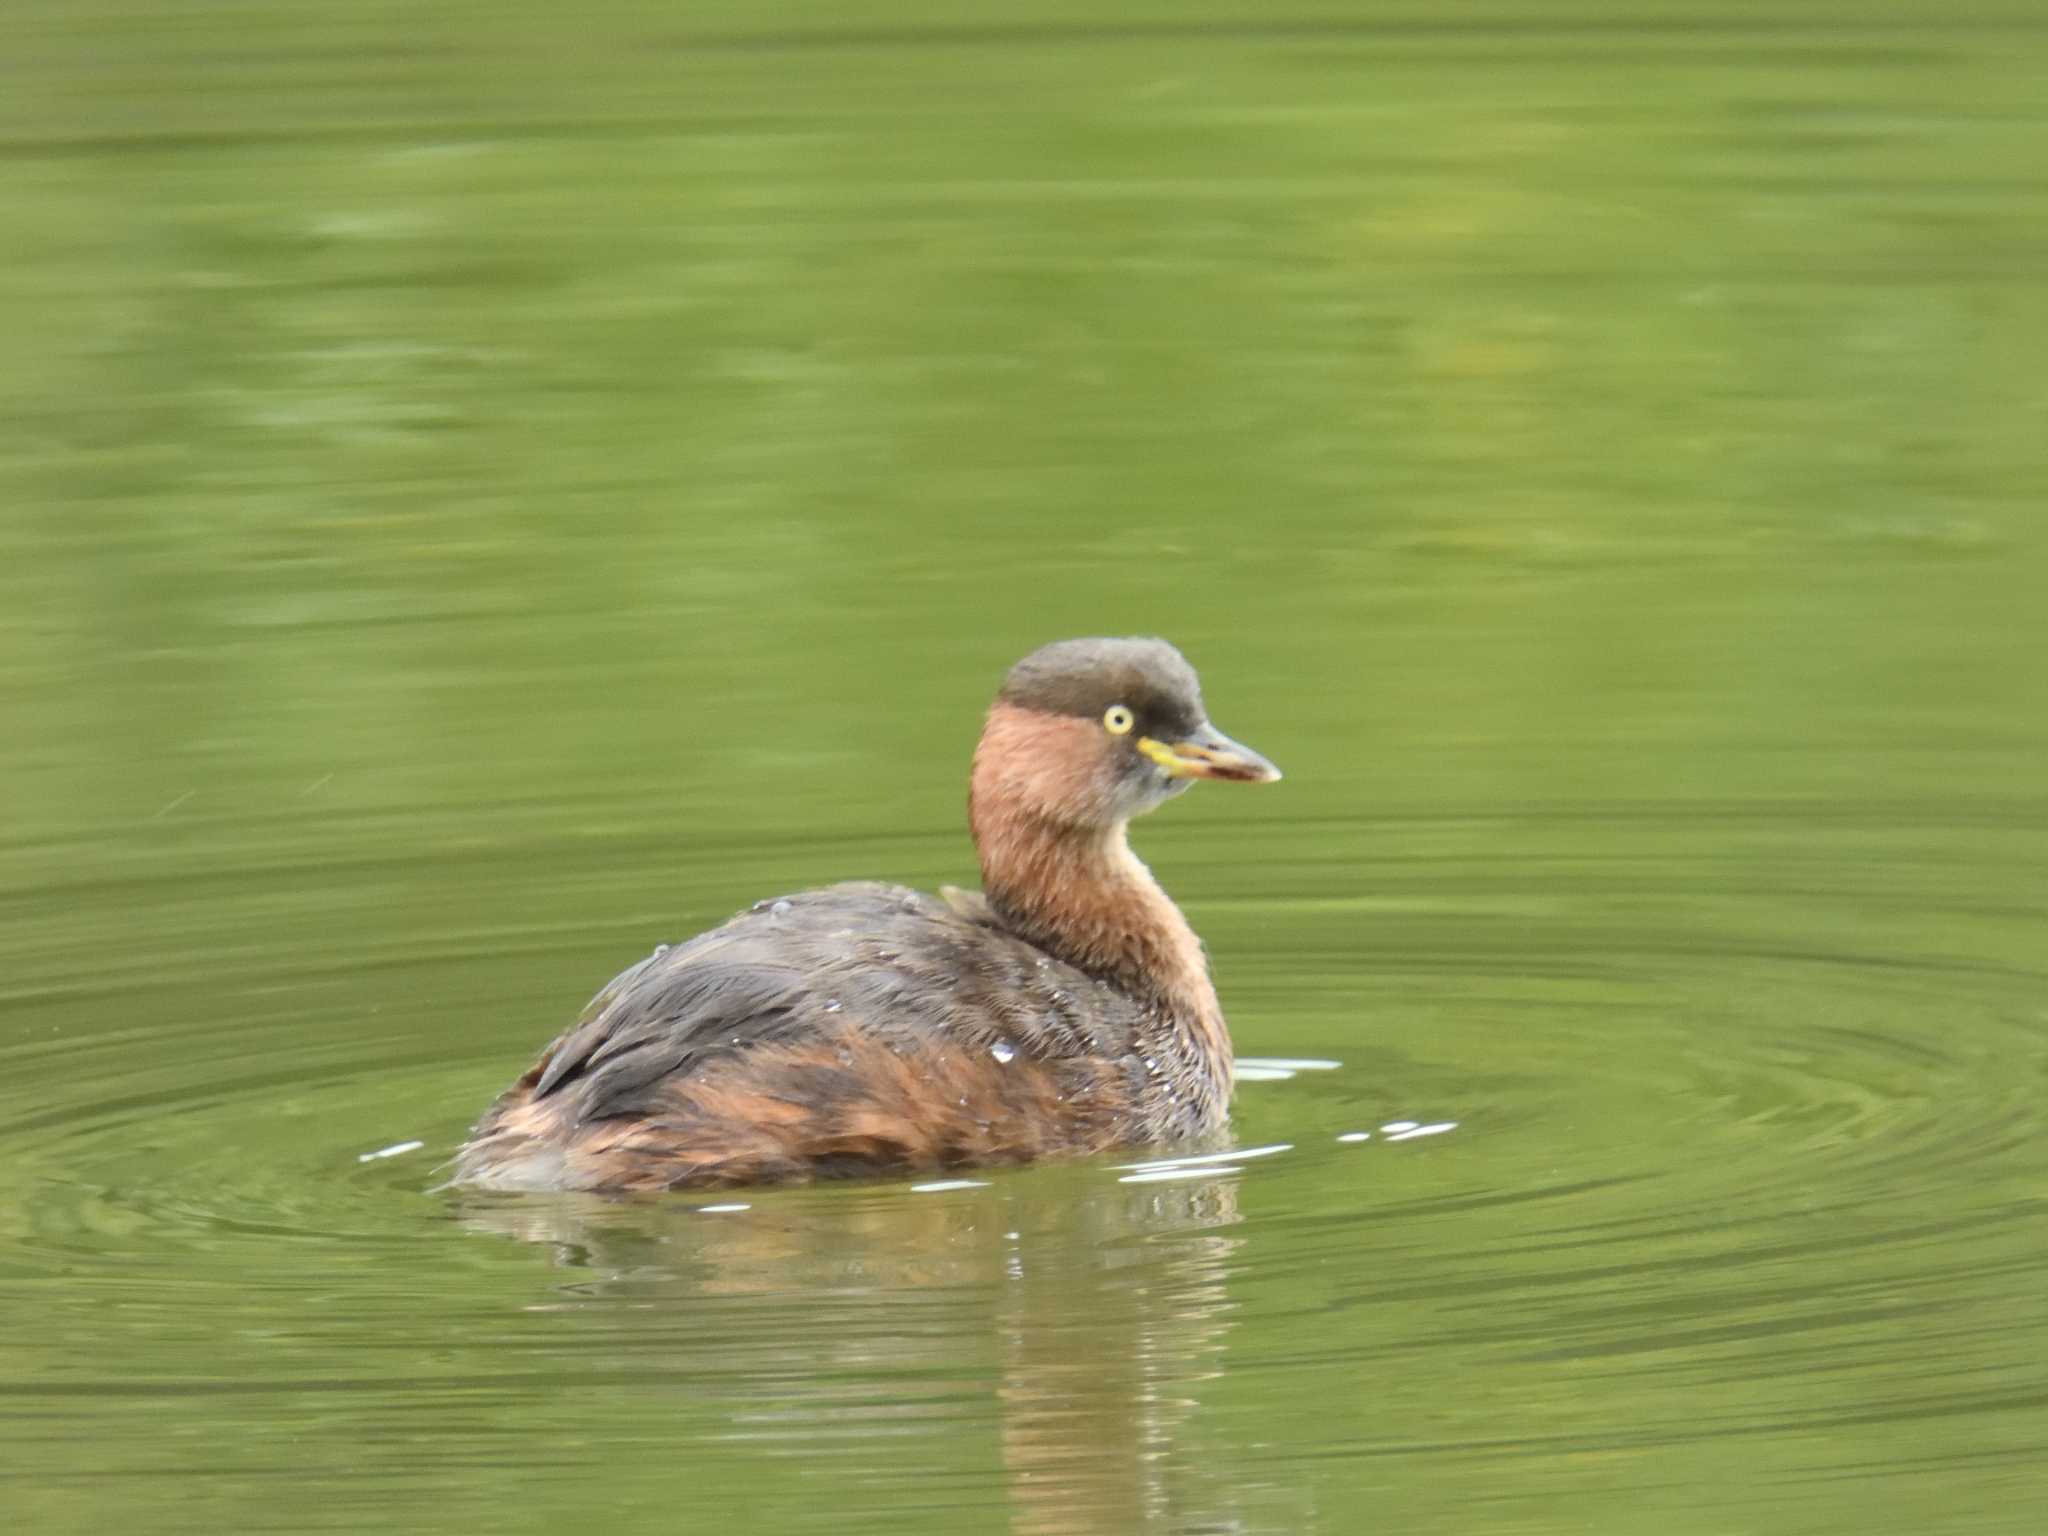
[449, 882, 1183, 1191]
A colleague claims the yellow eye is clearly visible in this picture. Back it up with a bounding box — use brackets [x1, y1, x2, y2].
[1103, 704, 1134, 736]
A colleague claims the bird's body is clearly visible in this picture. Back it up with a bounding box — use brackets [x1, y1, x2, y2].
[451, 637, 1278, 1193]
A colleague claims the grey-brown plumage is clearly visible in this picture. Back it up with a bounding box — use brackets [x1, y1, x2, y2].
[450, 637, 1280, 1192]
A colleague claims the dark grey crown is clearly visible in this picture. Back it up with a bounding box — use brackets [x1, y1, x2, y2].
[998, 637, 1206, 738]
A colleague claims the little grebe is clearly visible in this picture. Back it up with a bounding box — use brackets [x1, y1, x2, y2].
[451, 636, 1280, 1192]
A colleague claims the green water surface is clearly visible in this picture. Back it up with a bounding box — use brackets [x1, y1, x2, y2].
[3, 3, 2046, 1532]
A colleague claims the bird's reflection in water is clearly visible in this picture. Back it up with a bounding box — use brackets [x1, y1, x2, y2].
[455, 1167, 1243, 1534]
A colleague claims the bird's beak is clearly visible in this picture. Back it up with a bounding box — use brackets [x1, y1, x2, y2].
[1137, 722, 1283, 784]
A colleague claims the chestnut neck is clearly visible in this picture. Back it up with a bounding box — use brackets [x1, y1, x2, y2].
[967, 705, 1226, 1065]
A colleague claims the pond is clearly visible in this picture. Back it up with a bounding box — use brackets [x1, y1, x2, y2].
[3, 3, 2045, 1531]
